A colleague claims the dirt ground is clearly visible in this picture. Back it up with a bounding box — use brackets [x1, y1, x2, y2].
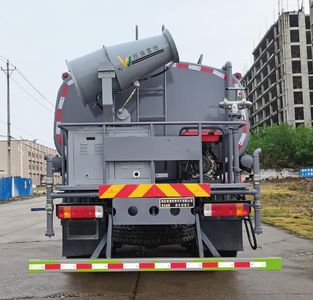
[260, 178, 313, 239]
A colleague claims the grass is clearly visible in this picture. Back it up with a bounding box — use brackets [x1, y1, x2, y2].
[259, 178, 313, 239]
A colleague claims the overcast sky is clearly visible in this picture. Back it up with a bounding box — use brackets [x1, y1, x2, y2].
[0, 0, 310, 148]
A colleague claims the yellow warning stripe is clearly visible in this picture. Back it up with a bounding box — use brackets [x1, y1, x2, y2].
[183, 183, 210, 197]
[129, 184, 153, 198]
[156, 184, 180, 197]
[101, 184, 125, 198]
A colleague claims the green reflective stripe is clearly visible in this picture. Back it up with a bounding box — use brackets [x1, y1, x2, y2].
[28, 257, 282, 272]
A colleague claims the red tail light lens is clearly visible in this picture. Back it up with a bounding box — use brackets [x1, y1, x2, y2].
[203, 203, 250, 217]
[57, 205, 103, 219]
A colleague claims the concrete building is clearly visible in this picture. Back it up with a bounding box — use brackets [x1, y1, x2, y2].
[0, 139, 60, 186]
[242, 10, 313, 129]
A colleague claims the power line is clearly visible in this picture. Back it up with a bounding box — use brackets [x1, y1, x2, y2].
[11, 77, 54, 113]
[0, 119, 52, 147]
[16, 69, 54, 107]
[0, 55, 54, 107]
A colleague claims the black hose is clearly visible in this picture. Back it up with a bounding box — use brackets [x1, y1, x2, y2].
[243, 216, 257, 250]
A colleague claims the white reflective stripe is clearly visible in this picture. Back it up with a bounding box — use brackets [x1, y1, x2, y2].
[58, 97, 65, 109]
[188, 65, 201, 71]
[92, 263, 108, 270]
[218, 262, 234, 268]
[56, 122, 61, 134]
[172, 63, 177, 68]
[155, 263, 171, 269]
[61, 264, 77, 270]
[95, 206, 103, 218]
[67, 79, 74, 86]
[213, 69, 225, 79]
[250, 261, 266, 268]
[186, 262, 202, 269]
[123, 263, 139, 270]
[203, 203, 212, 216]
[29, 264, 45, 270]
[238, 133, 247, 146]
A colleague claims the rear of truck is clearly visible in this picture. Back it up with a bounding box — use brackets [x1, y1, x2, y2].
[29, 28, 281, 272]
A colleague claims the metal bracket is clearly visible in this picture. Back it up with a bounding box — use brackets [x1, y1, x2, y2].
[91, 214, 113, 258]
[195, 214, 220, 257]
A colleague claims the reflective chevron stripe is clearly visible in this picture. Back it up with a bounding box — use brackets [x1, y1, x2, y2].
[98, 183, 211, 199]
[29, 257, 282, 272]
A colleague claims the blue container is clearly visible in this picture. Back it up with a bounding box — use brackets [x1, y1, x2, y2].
[0, 176, 32, 200]
[13, 177, 33, 197]
[0, 177, 13, 200]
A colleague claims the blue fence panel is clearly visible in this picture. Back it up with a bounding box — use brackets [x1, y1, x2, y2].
[0, 177, 13, 200]
[0, 177, 32, 200]
[299, 167, 313, 179]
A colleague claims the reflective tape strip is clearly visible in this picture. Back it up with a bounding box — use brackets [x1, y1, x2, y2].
[61, 264, 76, 270]
[218, 262, 234, 268]
[57, 97, 65, 109]
[98, 183, 211, 199]
[29, 264, 45, 270]
[250, 261, 266, 268]
[29, 257, 281, 272]
[186, 262, 202, 269]
[155, 263, 171, 269]
[92, 264, 108, 270]
[124, 263, 139, 270]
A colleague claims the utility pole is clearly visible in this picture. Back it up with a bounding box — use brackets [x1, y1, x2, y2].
[1, 60, 16, 177]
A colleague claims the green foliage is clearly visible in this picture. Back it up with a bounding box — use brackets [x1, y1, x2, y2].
[247, 124, 313, 169]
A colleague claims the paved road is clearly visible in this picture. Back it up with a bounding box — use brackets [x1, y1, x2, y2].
[0, 197, 313, 300]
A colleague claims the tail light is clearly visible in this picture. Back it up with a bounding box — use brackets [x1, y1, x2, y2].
[57, 205, 103, 219]
[203, 203, 250, 217]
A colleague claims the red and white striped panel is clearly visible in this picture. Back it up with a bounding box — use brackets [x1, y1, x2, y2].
[29, 258, 281, 272]
[55, 79, 74, 144]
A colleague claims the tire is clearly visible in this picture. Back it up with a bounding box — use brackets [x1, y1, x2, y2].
[113, 225, 196, 248]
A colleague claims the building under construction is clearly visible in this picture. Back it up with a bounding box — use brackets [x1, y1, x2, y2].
[0, 139, 60, 185]
[242, 10, 313, 129]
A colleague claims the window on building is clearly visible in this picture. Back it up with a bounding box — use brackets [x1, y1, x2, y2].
[309, 76, 313, 90]
[306, 16, 310, 29]
[308, 61, 313, 74]
[289, 15, 299, 27]
[28, 151, 31, 157]
[272, 101, 278, 112]
[292, 61, 301, 73]
[291, 45, 301, 58]
[295, 122, 304, 127]
[272, 114, 279, 124]
[294, 92, 303, 104]
[307, 46, 312, 59]
[290, 30, 300, 42]
[306, 31, 312, 44]
[293, 76, 302, 89]
[295, 107, 304, 120]
[311, 107, 313, 119]
[310, 92, 313, 105]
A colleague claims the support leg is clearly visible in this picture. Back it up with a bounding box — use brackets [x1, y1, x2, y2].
[106, 214, 113, 258]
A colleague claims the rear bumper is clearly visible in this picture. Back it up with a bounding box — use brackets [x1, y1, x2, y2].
[29, 257, 282, 272]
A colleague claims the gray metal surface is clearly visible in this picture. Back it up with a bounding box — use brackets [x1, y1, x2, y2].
[102, 136, 201, 161]
[113, 198, 195, 225]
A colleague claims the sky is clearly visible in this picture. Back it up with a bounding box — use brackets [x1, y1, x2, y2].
[0, 0, 310, 149]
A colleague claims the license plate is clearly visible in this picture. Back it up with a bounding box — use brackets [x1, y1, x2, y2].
[159, 197, 195, 208]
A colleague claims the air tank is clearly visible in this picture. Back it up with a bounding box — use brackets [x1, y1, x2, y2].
[66, 29, 179, 105]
